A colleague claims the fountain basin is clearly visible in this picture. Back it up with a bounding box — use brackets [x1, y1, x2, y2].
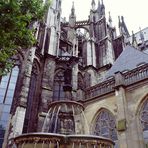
[14, 133, 114, 148]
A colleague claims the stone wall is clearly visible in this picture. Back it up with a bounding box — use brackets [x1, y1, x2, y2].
[84, 73, 148, 148]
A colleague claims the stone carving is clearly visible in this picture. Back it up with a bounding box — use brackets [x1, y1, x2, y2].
[64, 65, 72, 86]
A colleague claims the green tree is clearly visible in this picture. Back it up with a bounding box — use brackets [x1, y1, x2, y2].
[0, 0, 50, 75]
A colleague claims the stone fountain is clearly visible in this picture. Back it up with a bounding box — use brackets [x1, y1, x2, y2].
[14, 101, 114, 148]
[13, 66, 114, 148]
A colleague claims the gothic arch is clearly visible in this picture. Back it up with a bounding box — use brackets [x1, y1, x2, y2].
[53, 68, 65, 101]
[91, 107, 115, 126]
[135, 94, 148, 116]
[17, 50, 25, 61]
[76, 26, 90, 34]
[34, 56, 42, 70]
[9, 54, 24, 114]
[11, 51, 24, 68]
[137, 96, 148, 144]
[76, 27, 90, 40]
[32, 59, 41, 75]
[91, 108, 117, 141]
[77, 72, 84, 90]
[139, 99, 148, 128]
[54, 68, 65, 76]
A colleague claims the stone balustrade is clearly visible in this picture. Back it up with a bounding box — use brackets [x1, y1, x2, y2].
[123, 64, 148, 85]
[85, 64, 148, 99]
[85, 78, 115, 99]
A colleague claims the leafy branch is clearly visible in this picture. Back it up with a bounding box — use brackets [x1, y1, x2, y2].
[0, 0, 50, 75]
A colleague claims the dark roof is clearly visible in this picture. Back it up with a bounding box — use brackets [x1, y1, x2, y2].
[106, 45, 148, 78]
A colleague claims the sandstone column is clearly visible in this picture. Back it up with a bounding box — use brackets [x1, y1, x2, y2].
[115, 72, 129, 148]
[115, 71, 144, 148]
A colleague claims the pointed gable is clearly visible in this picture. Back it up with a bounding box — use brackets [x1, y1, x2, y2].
[106, 45, 148, 77]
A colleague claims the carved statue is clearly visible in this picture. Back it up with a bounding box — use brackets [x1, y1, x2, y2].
[64, 65, 72, 85]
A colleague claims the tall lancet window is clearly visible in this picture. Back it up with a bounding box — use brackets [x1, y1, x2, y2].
[94, 109, 118, 147]
[23, 63, 38, 133]
[0, 66, 19, 147]
[140, 99, 148, 144]
[53, 70, 65, 101]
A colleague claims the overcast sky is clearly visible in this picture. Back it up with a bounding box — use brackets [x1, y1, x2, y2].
[61, 0, 148, 35]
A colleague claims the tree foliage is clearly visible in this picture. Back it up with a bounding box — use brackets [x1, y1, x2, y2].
[0, 0, 50, 75]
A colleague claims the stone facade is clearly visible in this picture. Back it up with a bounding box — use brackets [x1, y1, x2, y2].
[84, 70, 148, 148]
[0, 0, 148, 148]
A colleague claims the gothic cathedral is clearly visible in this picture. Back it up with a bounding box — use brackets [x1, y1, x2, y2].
[0, 0, 148, 148]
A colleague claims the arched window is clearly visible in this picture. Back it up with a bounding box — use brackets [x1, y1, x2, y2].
[94, 109, 118, 143]
[53, 70, 65, 101]
[140, 99, 148, 144]
[0, 66, 19, 104]
[0, 66, 19, 147]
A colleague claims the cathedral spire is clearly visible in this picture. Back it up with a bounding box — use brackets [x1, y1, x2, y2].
[97, 0, 101, 13]
[101, 0, 104, 8]
[97, 0, 105, 17]
[118, 16, 129, 37]
[108, 11, 112, 27]
[91, 0, 96, 10]
[101, 0, 105, 15]
[71, 1, 75, 17]
[118, 16, 121, 28]
[139, 27, 145, 43]
[69, 2, 76, 28]
[132, 31, 138, 48]
[98, 0, 101, 7]
[121, 16, 130, 37]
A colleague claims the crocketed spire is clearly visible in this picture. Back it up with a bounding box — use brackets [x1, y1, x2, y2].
[91, 0, 96, 10]
[71, 1, 75, 16]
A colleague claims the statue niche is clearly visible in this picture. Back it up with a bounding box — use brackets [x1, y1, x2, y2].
[63, 65, 72, 92]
